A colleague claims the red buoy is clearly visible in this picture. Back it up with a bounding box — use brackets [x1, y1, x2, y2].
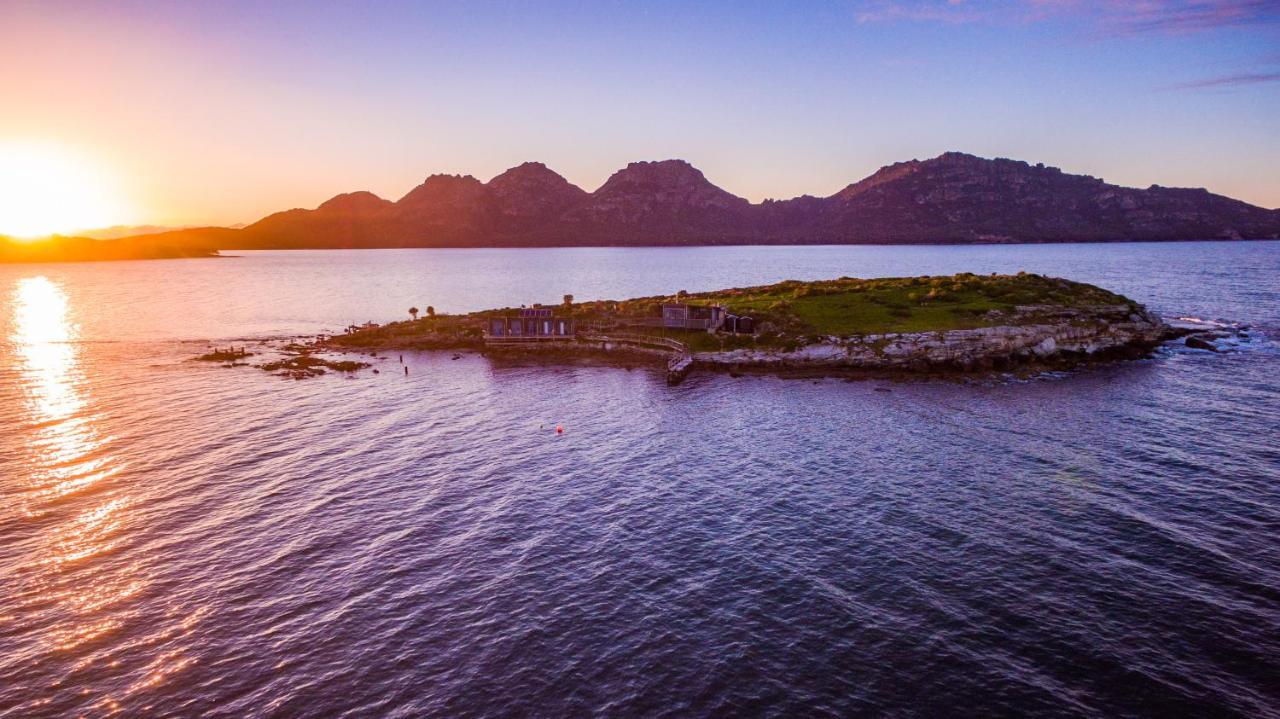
[556, 424, 564, 434]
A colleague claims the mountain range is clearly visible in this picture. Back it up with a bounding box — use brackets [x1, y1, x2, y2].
[213, 152, 1279, 248]
[8, 152, 1278, 262]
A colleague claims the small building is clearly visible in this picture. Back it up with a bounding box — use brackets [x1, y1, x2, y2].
[486, 307, 575, 340]
[661, 303, 725, 331]
[659, 303, 754, 334]
[722, 314, 755, 334]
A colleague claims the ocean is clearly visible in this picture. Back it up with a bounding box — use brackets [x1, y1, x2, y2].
[2, 242, 1277, 717]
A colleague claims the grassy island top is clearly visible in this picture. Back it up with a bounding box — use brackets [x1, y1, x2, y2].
[332, 273, 1141, 351]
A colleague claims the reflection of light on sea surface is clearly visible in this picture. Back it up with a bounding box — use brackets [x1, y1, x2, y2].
[40, 497, 130, 568]
[5, 276, 205, 711]
[10, 276, 111, 512]
[14, 277, 83, 420]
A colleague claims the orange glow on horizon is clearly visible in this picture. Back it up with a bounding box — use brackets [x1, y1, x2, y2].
[0, 140, 134, 238]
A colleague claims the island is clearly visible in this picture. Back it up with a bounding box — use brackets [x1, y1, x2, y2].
[321, 273, 1188, 383]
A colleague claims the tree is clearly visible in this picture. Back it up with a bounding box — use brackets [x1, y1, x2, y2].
[409, 306, 419, 320]
[426, 306, 436, 318]
[563, 294, 574, 307]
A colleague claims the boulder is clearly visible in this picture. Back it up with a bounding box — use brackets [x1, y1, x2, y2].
[1185, 336, 1220, 352]
[1032, 337, 1057, 357]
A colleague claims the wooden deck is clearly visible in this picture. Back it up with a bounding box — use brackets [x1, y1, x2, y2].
[486, 331, 696, 384]
[582, 334, 693, 384]
[665, 353, 694, 385]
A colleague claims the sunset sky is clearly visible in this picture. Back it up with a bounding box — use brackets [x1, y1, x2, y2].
[2, 0, 1278, 233]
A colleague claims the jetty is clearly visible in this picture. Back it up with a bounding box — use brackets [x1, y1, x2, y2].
[576, 332, 693, 384]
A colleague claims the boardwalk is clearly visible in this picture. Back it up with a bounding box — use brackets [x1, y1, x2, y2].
[580, 333, 693, 384]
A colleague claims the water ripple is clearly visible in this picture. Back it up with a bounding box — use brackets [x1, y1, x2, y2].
[2, 244, 1279, 717]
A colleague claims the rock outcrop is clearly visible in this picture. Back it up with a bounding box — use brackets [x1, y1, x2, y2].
[696, 305, 1174, 372]
[560, 160, 755, 243]
[488, 162, 589, 234]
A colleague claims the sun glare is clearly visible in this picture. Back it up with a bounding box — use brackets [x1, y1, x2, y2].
[0, 141, 131, 238]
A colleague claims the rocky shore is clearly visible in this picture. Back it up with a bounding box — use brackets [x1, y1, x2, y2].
[696, 304, 1175, 374]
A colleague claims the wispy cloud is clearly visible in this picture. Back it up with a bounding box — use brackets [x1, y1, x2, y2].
[1100, 0, 1280, 35]
[855, 0, 1280, 35]
[1171, 71, 1280, 88]
[855, 0, 991, 25]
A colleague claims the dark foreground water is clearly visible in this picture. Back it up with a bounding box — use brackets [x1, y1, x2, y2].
[1, 242, 1278, 718]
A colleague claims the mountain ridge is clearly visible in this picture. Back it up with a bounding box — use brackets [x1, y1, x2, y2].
[142, 152, 1280, 250]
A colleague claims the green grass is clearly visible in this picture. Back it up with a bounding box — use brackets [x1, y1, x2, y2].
[675, 273, 1135, 336]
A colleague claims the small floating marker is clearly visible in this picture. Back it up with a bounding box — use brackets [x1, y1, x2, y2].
[556, 424, 564, 435]
[404, 366, 409, 375]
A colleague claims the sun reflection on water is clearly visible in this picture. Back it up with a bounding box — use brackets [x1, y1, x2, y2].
[10, 276, 111, 511]
[4, 276, 203, 712]
[14, 276, 85, 422]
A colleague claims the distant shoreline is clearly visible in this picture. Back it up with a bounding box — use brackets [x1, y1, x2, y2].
[9, 231, 1280, 265]
[0, 234, 221, 264]
[8, 235, 1278, 265]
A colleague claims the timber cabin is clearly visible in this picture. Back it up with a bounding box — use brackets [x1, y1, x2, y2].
[486, 308, 575, 341]
[661, 303, 724, 330]
[660, 303, 755, 334]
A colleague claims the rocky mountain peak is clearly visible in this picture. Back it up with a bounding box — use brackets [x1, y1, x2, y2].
[488, 162, 582, 194]
[592, 160, 749, 212]
[396, 174, 486, 207]
[490, 161, 559, 183]
[832, 159, 924, 201]
[317, 191, 392, 213]
[598, 160, 709, 191]
[487, 162, 587, 219]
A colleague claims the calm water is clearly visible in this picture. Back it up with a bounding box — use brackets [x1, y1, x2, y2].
[1, 243, 1278, 718]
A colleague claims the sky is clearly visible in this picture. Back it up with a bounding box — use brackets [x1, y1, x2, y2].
[1, 0, 1278, 230]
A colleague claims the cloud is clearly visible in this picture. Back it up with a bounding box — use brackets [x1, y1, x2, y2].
[1099, 0, 1280, 35]
[855, 1, 985, 24]
[855, 0, 1280, 35]
[1171, 71, 1280, 88]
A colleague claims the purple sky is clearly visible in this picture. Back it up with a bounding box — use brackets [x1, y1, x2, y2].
[2, 0, 1277, 227]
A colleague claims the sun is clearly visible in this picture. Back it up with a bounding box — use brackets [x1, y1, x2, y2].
[0, 140, 132, 238]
